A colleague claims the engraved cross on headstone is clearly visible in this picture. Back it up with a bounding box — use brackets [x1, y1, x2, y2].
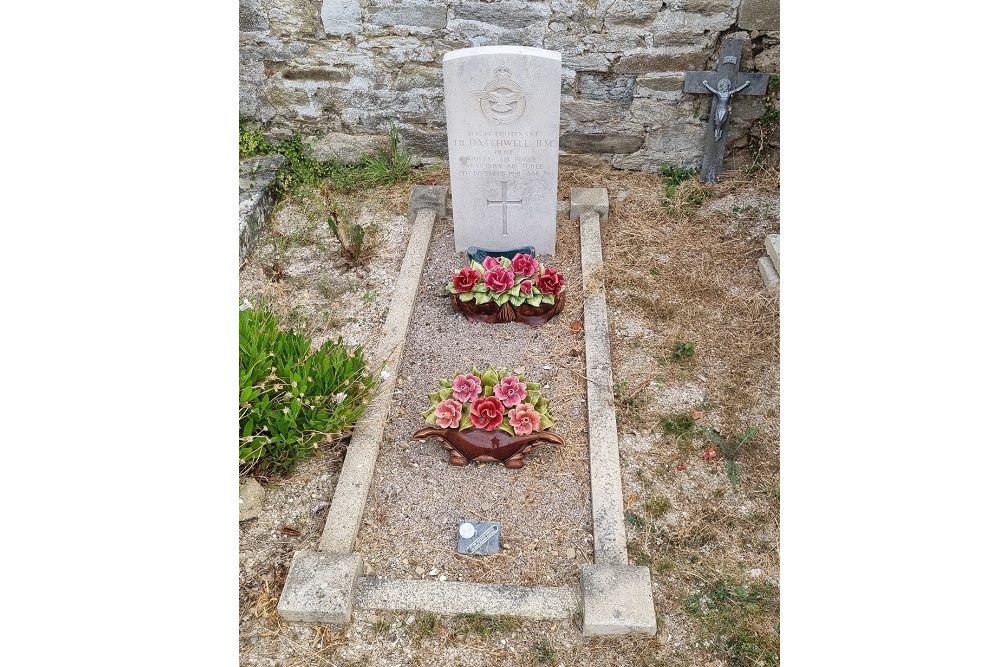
[485, 181, 522, 236]
[684, 37, 769, 184]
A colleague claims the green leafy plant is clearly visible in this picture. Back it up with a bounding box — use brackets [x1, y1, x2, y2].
[239, 304, 377, 475]
[671, 341, 695, 360]
[704, 425, 759, 486]
[327, 210, 373, 266]
[643, 495, 672, 519]
[684, 577, 779, 667]
[410, 613, 441, 639]
[659, 412, 695, 436]
[242, 122, 414, 201]
[661, 163, 698, 200]
[239, 116, 274, 158]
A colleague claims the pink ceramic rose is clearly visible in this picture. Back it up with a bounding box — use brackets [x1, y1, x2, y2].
[509, 403, 541, 436]
[536, 267, 565, 295]
[452, 266, 481, 293]
[484, 266, 515, 293]
[433, 398, 464, 429]
[519, 280, 533, 295]
[470, 396, 505, 431]
[450, 373, 482, 403]
[493, 375, 528, 408]
[483, 256, 502, 270]
[511, 253, 539, 277]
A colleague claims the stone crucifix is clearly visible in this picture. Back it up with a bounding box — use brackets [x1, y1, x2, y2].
[684, 37, 769, 183]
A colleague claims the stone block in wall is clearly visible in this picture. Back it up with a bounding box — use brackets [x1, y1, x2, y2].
[612, 47, 709, 75]
[577, 72, 636, 103]
[600, 0, 662, 28]
[561, 51, 612, 72]
[583, 28, 646, 52]
[268, 0, 323, 37]
[281, 68, 352, 85]
[397, 125, 448, 159]
[633, 73, 686, 102]
[239, 0, 268, 31]
[634, 124, 705, 168]
[370, 0, 449, 30]
[322, 0, 362, 36]
[649, 10, 736, 48]
[737, 0, 779, 31]
[675, 0, 735, 12]
[452, 0, 552, 29]
[561, 132, 644, 155]
[627, 98, 689, 127]
[395, 62, 444, 92]
[753, 44, 780, 74]
[305, 133, 389, 164]
[561, 98, 631, 126]
[357, 35, 437, 66]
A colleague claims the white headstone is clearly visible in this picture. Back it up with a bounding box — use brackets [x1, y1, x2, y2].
[443, 46, 561, 256]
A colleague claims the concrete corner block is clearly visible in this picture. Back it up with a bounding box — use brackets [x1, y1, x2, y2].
[764, 233, 779, 275]
[758, 256, 779, 293]
[570, 187, 609, 223]
[277, 551, 362, 624]
[580, 565, 657, 636]
[408, 185, 449, 223]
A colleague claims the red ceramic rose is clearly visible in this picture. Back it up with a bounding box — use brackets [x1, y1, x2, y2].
[470, 396, 505, 431]
[483, 266, 515, 292]
[483, 256, 502, 270]
[519, 280, 533, 295]
[453, 266, 480, 293]
[536, 267, 565, 295]
[511, 253, 539, 277]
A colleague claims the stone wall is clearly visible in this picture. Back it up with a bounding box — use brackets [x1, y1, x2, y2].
[239, 0, 779, 172]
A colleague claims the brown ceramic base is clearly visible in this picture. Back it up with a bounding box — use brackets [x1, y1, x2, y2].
[412, 426, 566, 469]
[450, 292, 565, 325]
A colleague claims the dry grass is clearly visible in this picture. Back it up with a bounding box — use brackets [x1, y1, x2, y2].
[239, 160, 780, 667]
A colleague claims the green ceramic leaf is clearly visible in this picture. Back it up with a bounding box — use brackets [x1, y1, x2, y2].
[540, 293, 555, 305]
[459, 413, 474, 431]
[526, 294, 543, 307]
[539, 414, 555, 430]
[446, 283, 457, 294]
[496, 292, 510, 306]
[509, 295, 525, 306]
[497, 421, 515, 436]
[526, 382, 541, 392]
[474, 292, 491, 304]
[527, 390, 542, 406]
[458, 291, 476, 302]
[481, 367, 500, 387]
[471, 260, 485, 274]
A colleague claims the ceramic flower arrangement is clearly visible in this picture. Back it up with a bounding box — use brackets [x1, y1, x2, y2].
[445, 254, 566, 325]
[413, 365, 564, 468]
[421, 366, 555, 436]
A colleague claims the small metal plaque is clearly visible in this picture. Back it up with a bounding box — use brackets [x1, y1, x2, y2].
[456, 520, 501, 555]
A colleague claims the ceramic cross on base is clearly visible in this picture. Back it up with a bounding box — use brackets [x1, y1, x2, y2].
[684, 37, 769, 183]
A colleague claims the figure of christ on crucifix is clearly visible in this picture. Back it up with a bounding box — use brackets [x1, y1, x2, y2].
[485, 181, 522, 236]
[702, 77, 752, 142]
